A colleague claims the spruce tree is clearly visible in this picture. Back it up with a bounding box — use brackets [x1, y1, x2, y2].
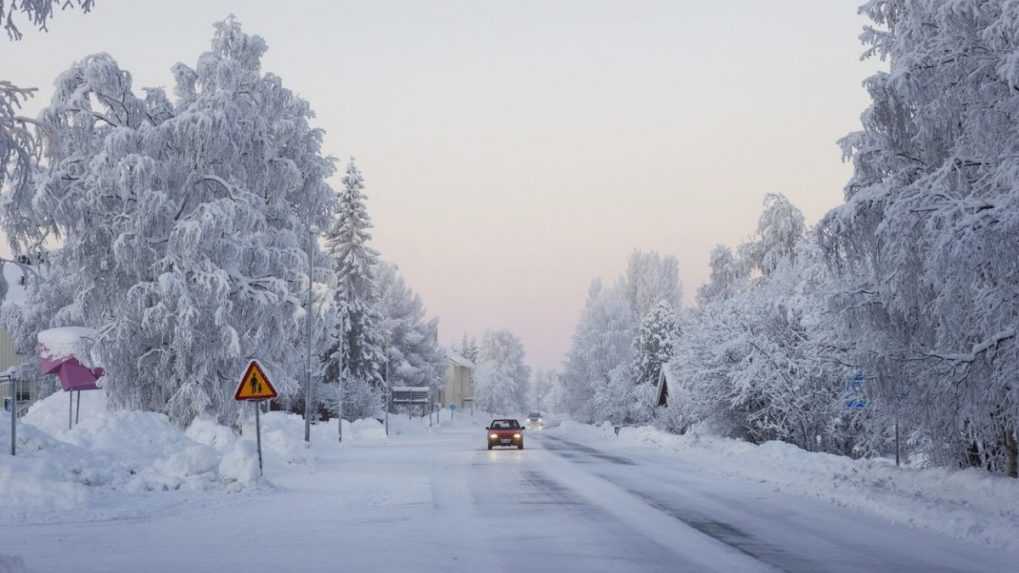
[632, 300, 679, 387]
[322, 159, 386, 418]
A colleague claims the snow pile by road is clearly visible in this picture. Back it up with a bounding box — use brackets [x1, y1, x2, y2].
[1, 389, 391, 520]
[548, 421, 1019, 551]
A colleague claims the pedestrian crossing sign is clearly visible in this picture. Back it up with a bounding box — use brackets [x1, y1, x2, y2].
[233, 360, 278, 401]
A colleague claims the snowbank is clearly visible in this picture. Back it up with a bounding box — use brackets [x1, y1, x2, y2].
[2, 390, 392, 521]
[547, 422, 1019, 551]
[0, 554, 30, 573]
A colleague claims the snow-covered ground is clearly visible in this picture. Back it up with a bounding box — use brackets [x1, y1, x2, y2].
[3, 400, 1019, 572]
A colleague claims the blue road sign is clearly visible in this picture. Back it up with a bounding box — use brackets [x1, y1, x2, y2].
[845, 372, 867, 410]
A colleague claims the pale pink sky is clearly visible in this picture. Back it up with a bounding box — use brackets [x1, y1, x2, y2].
[3, 1, 879, 369]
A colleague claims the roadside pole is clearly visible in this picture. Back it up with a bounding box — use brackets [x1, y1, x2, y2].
[233, 361, 277, 479]
[338, 294, 347, 444]
[895, 418, 901, 467]
[254, 400, 263, 476]
[384, 355, 390, 438]
[68, 392, 72, 430]
[304, 227, 314, 445]
[7, 376, 15, 456]
[75, 390, 81, 425]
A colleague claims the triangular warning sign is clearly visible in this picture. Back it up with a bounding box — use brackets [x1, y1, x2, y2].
[234, 360, 278, 401]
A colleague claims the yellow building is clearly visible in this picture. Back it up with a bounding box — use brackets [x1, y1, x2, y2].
[441, 352, 474, 409]
[0, 262, 34, 414]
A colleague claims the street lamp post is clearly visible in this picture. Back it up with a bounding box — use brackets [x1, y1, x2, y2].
[384, 349, 390, 438]
[304, 228, 315, 445]
[337, 313, 344, 444]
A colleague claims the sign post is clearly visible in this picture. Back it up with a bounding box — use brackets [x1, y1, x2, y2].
[4, 375, 15, 456]
[233, 360, 278, 477]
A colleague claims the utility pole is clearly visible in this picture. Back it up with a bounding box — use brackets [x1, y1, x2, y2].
[384, 338, 390, 438]
[337, 313, 344, 444]
[304, 226, 315, 445]
[7, 376, 15, 456]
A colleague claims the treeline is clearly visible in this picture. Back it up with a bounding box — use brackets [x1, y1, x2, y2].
[561, 1, 1019, 477]
[0, 19, 447, 425]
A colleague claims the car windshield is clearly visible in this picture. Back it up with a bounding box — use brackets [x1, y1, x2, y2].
[490, 420, 519, 429]
[528, 413, 541, 419]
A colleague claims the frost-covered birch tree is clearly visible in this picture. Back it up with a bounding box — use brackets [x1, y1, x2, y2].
[820, 0, 1019, 476]
[625, 250, 682, 320]
[1, 0, 94, 40]
[2, 0, 95, 216]
[667, 195, 854, 452]
[560, 278, 635, 423]
[1, 18, 336, 424]
[376, 261, 445, 392]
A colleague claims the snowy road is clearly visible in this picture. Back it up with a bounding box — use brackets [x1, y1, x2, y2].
[5, 420, 1017, 573]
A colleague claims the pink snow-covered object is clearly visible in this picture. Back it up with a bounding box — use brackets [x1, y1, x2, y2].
[37, 327, 104, 391]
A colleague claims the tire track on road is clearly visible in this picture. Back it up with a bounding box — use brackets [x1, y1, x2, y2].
[536, 434, 818, 573]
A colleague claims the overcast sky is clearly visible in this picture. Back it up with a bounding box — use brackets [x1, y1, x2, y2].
[3, 1, 880, 369]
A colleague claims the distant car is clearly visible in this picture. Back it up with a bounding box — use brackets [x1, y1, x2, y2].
[526, 412, 544, 429]
[486, 419, 524, 450]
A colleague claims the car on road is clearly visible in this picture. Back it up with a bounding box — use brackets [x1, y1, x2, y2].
[486, 419, 524, 450]
[526, 412, 544, 429]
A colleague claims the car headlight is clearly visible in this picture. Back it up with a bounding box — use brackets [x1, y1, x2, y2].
[538, 418, 542, 423]
[513, 433, 521, 439]
[489, 434, 498, 439]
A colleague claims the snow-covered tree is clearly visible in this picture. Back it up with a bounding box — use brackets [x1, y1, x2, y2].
[0, 81, 37, 204]
[696, 245, 748, 306]
[632, 300, 679, 387]
[2, 0, 95, 219]
[529, 369, 561, 414]
[667, 196, 856, 452]
[1, 18, 336, 424]
[1, 0, 94, 40]
[750, 193, 805, 276]
[376, 261, 444, 392]
[624, 250, 682, 320]
[474, 329, 530, 414]
[561, 250, 683, 424]
[560, 278, 635, 422]
[820, 0, 1019, 476]
[321, 159, 385, 419]
[456, 333, 480, 364]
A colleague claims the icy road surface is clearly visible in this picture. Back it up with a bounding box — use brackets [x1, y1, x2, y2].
[5, 420, 1017, 573]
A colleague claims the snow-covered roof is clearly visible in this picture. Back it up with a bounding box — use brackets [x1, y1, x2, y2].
[446, 352, 474, 369]
[0, 262, 27, 307]
[655, 362, 677, 407]
[391, 385, 430, 393]
[37, 326, 99, 366]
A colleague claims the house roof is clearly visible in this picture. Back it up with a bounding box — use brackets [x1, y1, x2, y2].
[655, 363, 677, 407]
[391, 385, 430, 393]
[446, 351, 475, 369]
